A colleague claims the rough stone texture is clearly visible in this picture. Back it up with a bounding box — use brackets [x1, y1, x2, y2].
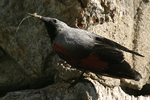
[0, 80, 150, 100]
[0, 0, 150, 99]
[0, 0, 82, 93]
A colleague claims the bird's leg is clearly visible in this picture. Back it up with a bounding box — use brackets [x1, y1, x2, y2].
[68, 70, 93, 88]
[68, 70, 97, 92]
[68, 71, 85, 88]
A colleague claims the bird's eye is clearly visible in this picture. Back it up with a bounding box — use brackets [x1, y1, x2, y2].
[53, 19, 57, 23]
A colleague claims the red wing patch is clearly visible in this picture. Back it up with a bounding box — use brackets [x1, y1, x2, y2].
[53, 44, 108, 71]
[53, 43, 67, 54]
[80, 54, 108, 71]
[53, 43, 79, 65]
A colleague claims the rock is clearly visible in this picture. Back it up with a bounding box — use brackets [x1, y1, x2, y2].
[0, 81, 150, 100]
[0, 0, 82, 93]
[0, 0, 150, 99]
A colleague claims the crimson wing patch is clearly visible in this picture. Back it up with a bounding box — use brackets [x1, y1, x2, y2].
[53, 43, 109, 71]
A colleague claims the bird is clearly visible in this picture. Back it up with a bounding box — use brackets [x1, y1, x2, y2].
[28, 13, 143, 82]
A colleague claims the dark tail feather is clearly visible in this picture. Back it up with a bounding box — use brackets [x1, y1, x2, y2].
[103, 61, 142, 81]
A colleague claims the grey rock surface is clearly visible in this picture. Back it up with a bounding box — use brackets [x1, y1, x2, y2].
[0, 0, 150, 99]
[0, 80, 150, 100]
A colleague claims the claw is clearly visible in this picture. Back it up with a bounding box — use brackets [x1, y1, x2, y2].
[67, 75, 97, 92]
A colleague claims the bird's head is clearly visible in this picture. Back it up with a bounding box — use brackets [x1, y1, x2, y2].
[41, 17, 68, 30]
[28, 13, 68, 42]
[28, 13, 67, 30]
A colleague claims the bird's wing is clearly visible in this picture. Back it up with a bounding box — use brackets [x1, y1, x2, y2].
[93, 42, 124, 63]
[95, 37, 144, 57]
[92, 36, 144, 63]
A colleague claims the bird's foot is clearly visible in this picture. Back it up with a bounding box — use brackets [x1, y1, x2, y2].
[64, 71, 84, 88]
[66, 75, 97, 92]
[68, 75, 87, 88]
[66, 71, 96, 90]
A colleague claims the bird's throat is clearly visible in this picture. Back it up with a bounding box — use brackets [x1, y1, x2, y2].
[45, 23, 57, 43]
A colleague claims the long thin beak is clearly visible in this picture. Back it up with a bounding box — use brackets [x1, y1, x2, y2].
[28, 13, 42, 19]
[28, 13, 49, 22]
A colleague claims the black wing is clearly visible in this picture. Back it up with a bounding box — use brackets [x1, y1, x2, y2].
[95, 37, 144, 57]
[93, 36, 144, 63]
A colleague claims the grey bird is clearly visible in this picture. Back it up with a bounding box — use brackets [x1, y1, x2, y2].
[28, 13, 143, 81]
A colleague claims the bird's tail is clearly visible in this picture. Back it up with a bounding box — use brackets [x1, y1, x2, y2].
[102, 61, 142, 81]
